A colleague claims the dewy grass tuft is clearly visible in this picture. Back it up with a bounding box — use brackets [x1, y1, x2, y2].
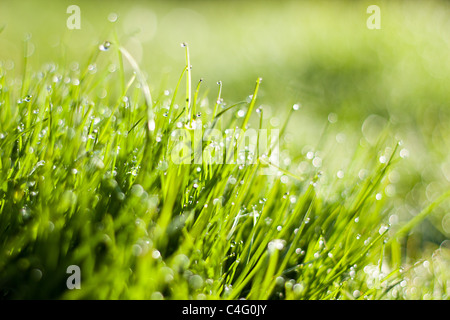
[0, 36, 448, 300]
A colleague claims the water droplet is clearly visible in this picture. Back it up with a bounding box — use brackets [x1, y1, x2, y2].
[132, 244, 143, 256]
[108, 12, 118, 23]
[148, 119, 156, 131]
[180, 42, 187, 47]
[99, 41, 111, 51]
[293, 283, 304, 295]
[16, 123, 25, 132]
[328, 113, 338, 123]
[52, 74, 62, 83]
[399, 148, 409, 158]
[189, 274, 204, 290]
[20, 207, 31, 220]
[224, 284, 233, 297]
[31, 268, 43, 281]
[152, 250, 161, 259]
[292, 103, 300, 111]
[268, 239, 285, 252]
[378, 225, 389, 235]
[312, 157, 322, 168]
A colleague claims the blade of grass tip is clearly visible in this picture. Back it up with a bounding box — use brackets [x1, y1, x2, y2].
[79, 43, 100, 84]
[85, 119, 95, 152]
[119, 46, 155, 133]
[242, 77, 262, 130]
[97, 72, 136, 142]
[226, 78, 262, 164]
[213, 101, 247, 120]
[212, 81, 223, 119]
[192, 78, 203, 120]
[259, 157, 304, 181]
[256, 106, 263, 159]
[169, 67, 187, 119]
[378, 241, 386, 284]
[181, 42, 192, 124]
[173, 107, 186, 124]
[127, 117, 144, 135]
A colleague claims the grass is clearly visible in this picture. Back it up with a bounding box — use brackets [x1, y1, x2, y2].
[0, 30, 449, 300]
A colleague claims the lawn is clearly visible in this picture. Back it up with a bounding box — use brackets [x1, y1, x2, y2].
[0, 0, 449, 300]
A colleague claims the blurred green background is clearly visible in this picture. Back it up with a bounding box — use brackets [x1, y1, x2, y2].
[0, 0, 449, 261]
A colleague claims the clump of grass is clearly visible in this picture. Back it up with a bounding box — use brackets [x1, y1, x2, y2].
[0, 38, 448, 300]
